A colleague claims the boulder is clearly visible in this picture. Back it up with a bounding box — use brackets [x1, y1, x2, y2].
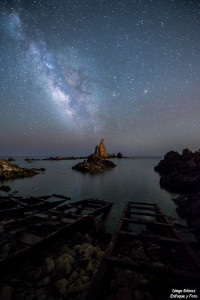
[45, 257, 55, 273]
[55, 278, 69, 295]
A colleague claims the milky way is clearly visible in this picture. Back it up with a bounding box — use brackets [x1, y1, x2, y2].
[0, 0, 200, 155]
[1, 8, 101, 132]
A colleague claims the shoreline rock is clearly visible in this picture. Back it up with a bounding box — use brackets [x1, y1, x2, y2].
[172, 194, 200, 240]
[0, 158, 42, 181]
[154, 148, 200, 193]
[0, 219, 110, 300]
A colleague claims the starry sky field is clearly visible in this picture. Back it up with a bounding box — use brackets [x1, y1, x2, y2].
[0, 0, 200, 156]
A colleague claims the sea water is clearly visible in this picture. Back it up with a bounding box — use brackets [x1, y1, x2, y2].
[1, 157, 181, 232]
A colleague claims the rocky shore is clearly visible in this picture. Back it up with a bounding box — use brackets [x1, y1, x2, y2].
[172, 194, 200, 240]
[0, 158, 44, 181]
[155, 149, 200, 241]
[72, 139, 117, 172]
[155, 148, 200, 193]
[0, 220, 110, 300]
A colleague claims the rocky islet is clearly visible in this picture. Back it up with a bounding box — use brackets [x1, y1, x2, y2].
[0, 158, 43, 181]
[72, 139, 117, 172]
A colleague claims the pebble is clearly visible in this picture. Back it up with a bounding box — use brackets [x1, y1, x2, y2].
[45, 257, 55, 273]
[55, 278, 69, 295]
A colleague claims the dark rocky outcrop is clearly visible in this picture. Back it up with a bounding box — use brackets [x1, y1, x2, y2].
[8, 157, 15, 162]
[116, 152, 123, 159]
[155, 148, 200, 193]
[72, 154, 116, 172]
[0, 185, 11, 192]
[42, 156, 88, 161]
[0, 158, 40, 180]
[73, 139, 117, 172]
[172, 194, 200, 240]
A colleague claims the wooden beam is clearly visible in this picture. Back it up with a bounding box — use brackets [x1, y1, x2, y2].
[104, 256, 200, 282]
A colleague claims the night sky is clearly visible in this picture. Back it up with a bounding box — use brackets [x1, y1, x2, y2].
[0, 0, 200, 156]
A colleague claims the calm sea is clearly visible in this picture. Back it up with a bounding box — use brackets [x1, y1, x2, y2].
[1, 157, 182, 232]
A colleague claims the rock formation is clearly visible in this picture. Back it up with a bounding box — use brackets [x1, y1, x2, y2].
[116, 152, 123, 159]
[94, 139, 108, 158]
[8, 157, 15, 162]
[0, 158, 40, 180]
[72, 154, 116, 172]
[73, 139, 116, 172]
[154, 148, 200, 193]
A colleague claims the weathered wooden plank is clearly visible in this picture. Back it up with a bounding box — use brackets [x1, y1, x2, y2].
[122, 217, 173, 226]
[128, 202, 155, 206]
[127, 205, 157, 211]
[103, 256, 200, 282]
[127, 211, 163, 217]
[118, 230, 182, 244]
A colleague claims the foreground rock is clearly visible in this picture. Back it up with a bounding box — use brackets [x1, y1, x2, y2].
[0, 219, 110, 300]
[173, 194, 200, 236]
[0, 158, 41, 180]
[155, 149, 200, 193]
[73, 154, 116, 172]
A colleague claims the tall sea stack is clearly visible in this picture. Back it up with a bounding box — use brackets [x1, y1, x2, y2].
[94, 139, 108, 158]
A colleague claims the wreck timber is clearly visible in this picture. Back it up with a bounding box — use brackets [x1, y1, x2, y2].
[85, 202, 200, 300]
[0, 195, 66, 221]
[0, 197, 112, 271]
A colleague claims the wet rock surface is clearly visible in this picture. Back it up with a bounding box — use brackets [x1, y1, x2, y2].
[0, 159, 42, 181]
[155, 148, 200, 193]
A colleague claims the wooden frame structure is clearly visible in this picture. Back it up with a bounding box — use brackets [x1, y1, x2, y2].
[85, 201, 200, 300]
[0, 197, 113, 270]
